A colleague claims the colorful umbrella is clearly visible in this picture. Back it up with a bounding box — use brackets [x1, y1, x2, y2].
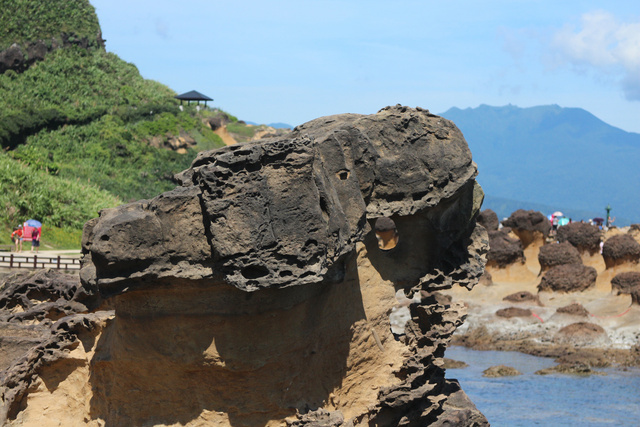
[552, 211, 564, 218]
[24, 219, 42, 228]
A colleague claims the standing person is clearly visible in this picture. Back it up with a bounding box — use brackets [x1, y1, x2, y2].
[551, 215, 559, 236]
[31, 227, 40, 253]
[11, 225, 23, 252]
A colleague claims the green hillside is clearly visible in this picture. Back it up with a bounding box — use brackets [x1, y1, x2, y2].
[0, 0, 101, 50]
[0, 0, 229, 248]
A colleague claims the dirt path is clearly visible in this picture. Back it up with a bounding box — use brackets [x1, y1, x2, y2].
[214, 126, 237, 146]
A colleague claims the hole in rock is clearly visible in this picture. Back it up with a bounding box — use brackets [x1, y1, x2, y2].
[319, 196, 330, 222]
[389, 289, 421, 336]
[241, 264, 270, 279]
[246, 162, 262, 172]
[100, 235, 110, 241]
[336, 170, 350, 180]
[374, 217, 399, 251]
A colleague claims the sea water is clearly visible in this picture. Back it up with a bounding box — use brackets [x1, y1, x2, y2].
[445, 346, 640, 426]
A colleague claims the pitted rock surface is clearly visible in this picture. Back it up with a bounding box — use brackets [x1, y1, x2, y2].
[1, 106, 489, 426]
[0, 269, 82, 312]
[556, 222, 602, 254]
[538, 242, 582, 272]
[83, 105, 481, 294]
[0, 268, 96, 419]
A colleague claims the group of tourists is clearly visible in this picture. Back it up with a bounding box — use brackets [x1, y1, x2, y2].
[10, 223, 40, 253]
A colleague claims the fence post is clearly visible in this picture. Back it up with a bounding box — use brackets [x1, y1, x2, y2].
[57, 256, 61, 270]
[10, 254, 13, 268]
[33, 255, 37, 269]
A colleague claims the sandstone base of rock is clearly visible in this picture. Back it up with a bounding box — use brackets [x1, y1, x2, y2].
[5, 243, 487, 426]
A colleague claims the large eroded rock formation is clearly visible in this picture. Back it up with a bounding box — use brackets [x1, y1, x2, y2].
[0, 106, 489, 426]
[501, 209, 550, 248]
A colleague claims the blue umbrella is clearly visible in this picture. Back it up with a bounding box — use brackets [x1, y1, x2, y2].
[24, 219, 42, 228]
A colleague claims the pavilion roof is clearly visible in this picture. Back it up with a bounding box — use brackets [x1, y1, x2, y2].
[175, 90, 213, 101]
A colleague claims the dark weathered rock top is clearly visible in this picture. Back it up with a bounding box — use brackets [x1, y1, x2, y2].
[477, 209, 499, 231]
[538, 242, 582, 271]
[556, 222, 601, 254]
[502, 209, 550, 237]
[81, 105, 479, 294]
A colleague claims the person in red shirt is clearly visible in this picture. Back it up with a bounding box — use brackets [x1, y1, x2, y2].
[31, 227, 40, 253]
[11, 225, 23, 252]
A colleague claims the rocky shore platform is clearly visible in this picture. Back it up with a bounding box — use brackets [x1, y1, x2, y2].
[444, 209, 640, 370]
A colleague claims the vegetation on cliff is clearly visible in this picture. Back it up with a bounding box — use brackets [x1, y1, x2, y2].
[0, 0, 227, 248]
[0, 0, 101, 50]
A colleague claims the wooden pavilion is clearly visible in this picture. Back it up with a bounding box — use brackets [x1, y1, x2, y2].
[175, 90, 213, 106]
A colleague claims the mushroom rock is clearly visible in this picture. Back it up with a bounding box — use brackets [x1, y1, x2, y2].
[477, 209, 499, 231]
[611, 272, 640, 305]
[556, 303, 589, 317]
[0, 106, 489, 426]
[501, 209, 550, 248]
[538, 242, 582, 273]
[538, 264, 598, 293]
[486, 229, 525, 268]
[602, 234, 640, 269]
[554, 322, 609, 346]
[503, 291, 540, 305]
[556, 222, 602, 255]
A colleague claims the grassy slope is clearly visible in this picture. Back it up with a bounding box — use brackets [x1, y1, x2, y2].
[0, 0, 227, 248]
[0, 0, 101, 50]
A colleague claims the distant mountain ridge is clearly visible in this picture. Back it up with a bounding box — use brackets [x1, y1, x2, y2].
[245, 121, 293, 129]
[440, 104, 640, 225]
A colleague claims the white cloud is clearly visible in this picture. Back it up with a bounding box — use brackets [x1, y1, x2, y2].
[552, 11, 640, 100]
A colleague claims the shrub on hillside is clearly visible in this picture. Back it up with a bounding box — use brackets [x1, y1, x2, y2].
[0, 154, 120, 229]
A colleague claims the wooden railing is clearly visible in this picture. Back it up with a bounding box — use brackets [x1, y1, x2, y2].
[0, 254, 81, 270]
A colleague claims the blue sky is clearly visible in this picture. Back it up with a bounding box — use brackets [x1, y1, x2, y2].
[91, 1, 640, 132]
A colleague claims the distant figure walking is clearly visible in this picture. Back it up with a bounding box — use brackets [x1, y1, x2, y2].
[31, 227, 40, 253]
[11, 225, 23, 252]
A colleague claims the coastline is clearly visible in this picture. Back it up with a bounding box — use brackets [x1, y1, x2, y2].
[443, 225, 640, 370]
